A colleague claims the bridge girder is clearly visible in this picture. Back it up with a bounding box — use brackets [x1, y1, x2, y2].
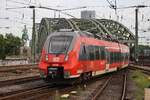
[37, 18, 135, 54]
[97, 19, 135, 43]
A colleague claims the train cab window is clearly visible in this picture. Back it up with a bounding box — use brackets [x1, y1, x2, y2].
[95, 46, 100, 60]
[49, 36, 73, 54]
[88, 45, 95, 60]
[79, 45, 87, 60]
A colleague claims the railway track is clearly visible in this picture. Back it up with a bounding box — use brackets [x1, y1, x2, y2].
[0, 72, 112, 100]
[0, 63, 37, 68]
[0, 64, 38, 72]
[0, 75, 40, 87]
[0, 84, 52, 100]
[21, 85, 77, 100]
[0, 69, 129, 100]
[0, 81, 76, 100]
[129, 64, 150, 75]
[0, 76, 53, 100]
[86, 70, 127, 100]
[89, 76, 112, 100]
[28, 74, 116, 100]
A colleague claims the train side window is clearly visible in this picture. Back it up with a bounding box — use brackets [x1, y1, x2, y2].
[110, 52, 113, 63]
[88, 45, 95, 60]
[118, 52, 120, 62]
[114, 52, 116, 62]
[115, 52, 117, 62]
[120, 53, 122, 62]
[113, 52, 115, 63]
[79, 44, 87, 60]
[121, 53, 123, 62]
[119, 52, 122, 62]
[112, 52, 114, 63]
[127, 53, 129, 61]
[125, 53, 127, 61]
[117, 52, 119, 62]
[101, 47, 105, 60]
[99, 47, 101, 60]
[123, 53, 125, 62]
[110, 52, 112, 63]
[95, 46, 100, 60]
[106, 51, 110, 63]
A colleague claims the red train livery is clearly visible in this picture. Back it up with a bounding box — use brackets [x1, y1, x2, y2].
[39, 30, 129, 82]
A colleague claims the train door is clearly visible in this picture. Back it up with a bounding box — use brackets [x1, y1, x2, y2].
[105, 49, 110, 71]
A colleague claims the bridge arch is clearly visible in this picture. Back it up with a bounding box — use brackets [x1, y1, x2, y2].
[37, 18, 135, 56]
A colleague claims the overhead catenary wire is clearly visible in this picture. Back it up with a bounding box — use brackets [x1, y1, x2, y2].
[7, 18, 32, 26]
[6, 5, 78, 18]
[116, 5, 150, 9]
[105, 0, 117, 9]
[61, 6, 87, 11]
[105, 0, 114, 7]
[6, 0, 36, 6]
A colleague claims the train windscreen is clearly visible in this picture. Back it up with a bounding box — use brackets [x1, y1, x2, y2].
[48, 36, 73, 54]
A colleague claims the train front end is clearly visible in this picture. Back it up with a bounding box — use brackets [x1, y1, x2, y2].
[39, 31, 80, 82]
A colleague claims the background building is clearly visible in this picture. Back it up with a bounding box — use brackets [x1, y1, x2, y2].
[81, 10, 96, 19]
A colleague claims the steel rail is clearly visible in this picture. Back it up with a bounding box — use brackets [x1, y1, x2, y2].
[89, 70, 127, 100]
[129, 64, 150, 71]
[91, 76, 112, 100]
[0, 84, 51, 100]
[0, 63, 38, 68]
[0, 64, 38, 73]
[0, 82, 75, 100]
[22, 85, 76, 100]
[128, 66, 150, 75]
[0, 75, 40, 87]
[0, 66, 38, 72]
[121, 72, 127, 100]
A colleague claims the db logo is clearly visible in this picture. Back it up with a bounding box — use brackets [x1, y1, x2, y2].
[53, 57, 60, 62]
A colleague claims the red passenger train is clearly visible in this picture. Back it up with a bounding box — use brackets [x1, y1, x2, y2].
[39, 30, 129, 82]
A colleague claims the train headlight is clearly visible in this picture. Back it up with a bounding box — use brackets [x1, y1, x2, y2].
[45, 55, 48, 61]
[64, 71, 70, 78]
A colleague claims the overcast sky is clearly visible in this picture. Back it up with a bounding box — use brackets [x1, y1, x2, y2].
[0, 0, 150, 44]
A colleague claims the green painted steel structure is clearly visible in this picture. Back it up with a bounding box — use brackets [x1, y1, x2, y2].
[37, 18, 135, 58]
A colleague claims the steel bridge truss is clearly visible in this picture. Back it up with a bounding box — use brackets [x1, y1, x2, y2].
[37, 18, 135, 54]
